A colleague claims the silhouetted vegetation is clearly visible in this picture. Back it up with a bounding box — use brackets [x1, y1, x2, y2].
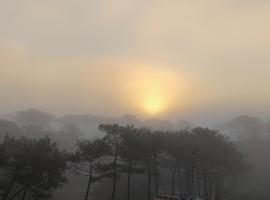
[69, 138, 110, 200]
[74, 125, 247, 200]
[0, 114, 264, 200]
[1, 135, 66, 200]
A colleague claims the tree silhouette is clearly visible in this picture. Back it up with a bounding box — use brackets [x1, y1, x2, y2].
[136, 128, 163, 200]
[85, 125, 248, 200]
[70, 138, 110, 200]
[2, 135, 67, 200]
[98, 124, 122, 200]
[118, 126, 145, 200]
[163, 130, 192, 196]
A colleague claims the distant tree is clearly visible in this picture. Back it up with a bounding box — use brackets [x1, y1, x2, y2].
[0, 143, 8, 192]
[0, 120, 21, 142]
[56, 124, 83, 152]
[14, 109, 56, 128]
[217, 115, 264, 140]
[0, 142, 7, 166]
[21, 123, 53, 139]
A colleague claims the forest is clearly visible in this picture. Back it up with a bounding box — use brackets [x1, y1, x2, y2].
[0, 110, 252, 200]
[0, 110, 270, 200]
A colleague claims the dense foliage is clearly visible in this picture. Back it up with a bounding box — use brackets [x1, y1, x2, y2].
[0, 123, 247, 200]
[91, 125, 248, 200]
[0, 136, 67, 200]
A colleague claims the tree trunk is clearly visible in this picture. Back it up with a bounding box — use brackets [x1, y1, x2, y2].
[127, 161, 132, 200]
[21, 177, 31, 200]
[208, 172, 213, 200]
[203, 169, 208, 200]
[154, 156, 159, 198]
[111, 151, 118, 200]
[178, 167, 182, 197]
[84, 160, 93, 200]
[7, 187, 25, 200]
[215, 164, 220, 200]
[3, 167, 18, 200]
[191, 165, 194, 197]
[171, 159, 177, 196]
[147, 161, 152, 200]
[20, 186, 29, 200]
[185, 168, 191, 197]
[220, 169, 224, 200]
[197, 168, 201, 197]
[148, 174, 152, 200]
[232, 174, 237, 200]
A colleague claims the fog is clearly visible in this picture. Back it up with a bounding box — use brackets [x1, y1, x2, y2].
[1, 109, 270, 200]
[1, 1, 270, 200]
[1, 0, 270, 121]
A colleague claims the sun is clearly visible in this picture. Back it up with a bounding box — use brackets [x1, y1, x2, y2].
[144, 96, 164, 116]
[121, 64, 190, 117]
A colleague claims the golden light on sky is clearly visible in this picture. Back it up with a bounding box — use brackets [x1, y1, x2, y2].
[1, 0, 270, 120]
[121, 64, 191, 117]
[144, 94, 165, 116]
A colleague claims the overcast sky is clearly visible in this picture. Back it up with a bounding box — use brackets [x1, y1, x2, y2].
[1, 0, 270, 123]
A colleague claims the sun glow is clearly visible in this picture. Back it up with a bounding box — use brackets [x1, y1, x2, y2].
[122, 64, 190, 117]
[144, 95, 164, 115]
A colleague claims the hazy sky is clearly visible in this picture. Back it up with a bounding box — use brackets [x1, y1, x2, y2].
[1, 0, 270, 123]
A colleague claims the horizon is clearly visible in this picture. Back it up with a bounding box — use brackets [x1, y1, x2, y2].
[1, 108, 270, 129]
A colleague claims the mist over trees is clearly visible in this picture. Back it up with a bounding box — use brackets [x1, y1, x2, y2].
[0, 110, 270, 200]
[216, 115, 270, 200]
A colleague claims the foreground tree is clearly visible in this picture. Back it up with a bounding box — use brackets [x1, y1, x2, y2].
[70, 138, 110, 200]
[118, 126, 145, 200]
[192, 128, 249, 200]
[99, 124, 122, 200]
[2, 136, 67, 200]
[85, 124, 248, 200]
[136, 128, 163, 200]
[163, 130, 192, 196]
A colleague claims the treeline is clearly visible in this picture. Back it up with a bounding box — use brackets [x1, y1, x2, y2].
[0, 124, 248, 200]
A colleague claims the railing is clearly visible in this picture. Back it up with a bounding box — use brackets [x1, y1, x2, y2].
[155, 195, 180, 200]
